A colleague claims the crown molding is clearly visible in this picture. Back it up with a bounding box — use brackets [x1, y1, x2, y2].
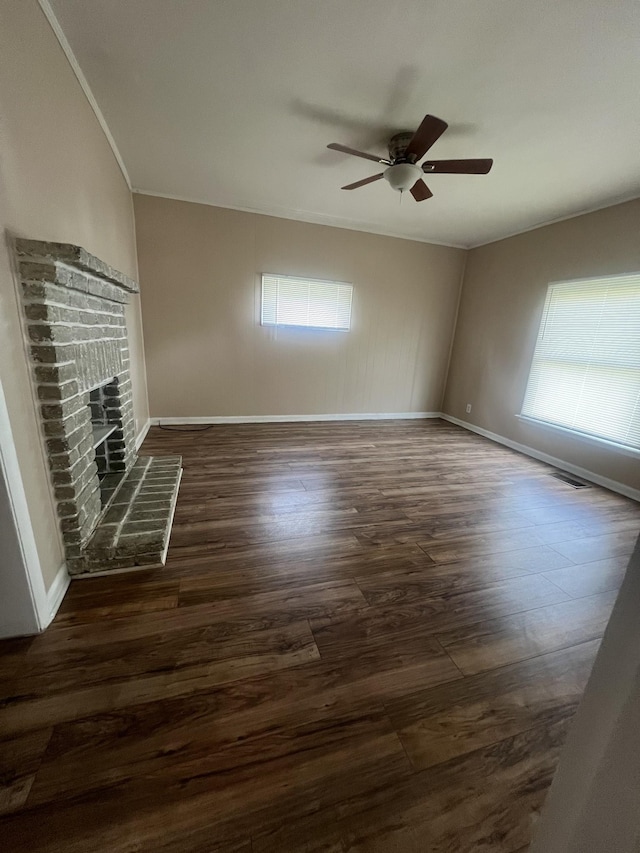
[38, 0, 131, 190]
[136, 188, 640, 252]
[469, 192, 640, 250]
[132, 188, 467, 250]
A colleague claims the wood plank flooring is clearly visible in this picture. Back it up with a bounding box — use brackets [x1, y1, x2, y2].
[1, 419, 639, 852]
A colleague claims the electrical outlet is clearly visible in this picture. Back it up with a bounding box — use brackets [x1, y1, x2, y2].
[466, 403, 472, 414]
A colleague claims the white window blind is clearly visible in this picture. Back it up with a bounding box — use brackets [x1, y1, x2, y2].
[521, 273, 640, 451]
[261, 274, 353, 331]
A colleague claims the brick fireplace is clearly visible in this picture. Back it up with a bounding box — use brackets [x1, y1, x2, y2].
[15, 239, 181, 576]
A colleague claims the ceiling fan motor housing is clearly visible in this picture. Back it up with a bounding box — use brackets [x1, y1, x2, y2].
[388, 131, 416, 162]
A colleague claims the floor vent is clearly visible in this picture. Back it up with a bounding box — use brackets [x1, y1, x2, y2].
[550, 471, 591, 489]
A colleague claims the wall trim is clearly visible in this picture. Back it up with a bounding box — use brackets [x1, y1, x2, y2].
[515, 413, 640, 460]
[38, 0, 132, 190]
[469, 192, 640, 250]
[135, 418, 151, 450]
[441, 413, 640, 503]
[0, 374, 71, 635]
[132, 190, 466, 250]
[133, 192, 640, 254]
[46, 562, 70, 624]
[151, 412, 442, 426]
[134, 413, 640, 500]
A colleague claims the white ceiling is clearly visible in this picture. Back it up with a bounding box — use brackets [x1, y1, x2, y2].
[48, 0, 640, 247]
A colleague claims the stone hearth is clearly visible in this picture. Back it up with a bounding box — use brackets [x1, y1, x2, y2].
[15, 239, 181, 576]
[84, 455, 182, 571]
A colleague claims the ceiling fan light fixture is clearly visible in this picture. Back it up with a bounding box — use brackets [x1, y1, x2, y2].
[383, 163, 423, 193]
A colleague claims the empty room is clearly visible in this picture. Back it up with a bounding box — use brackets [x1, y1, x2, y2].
[1, 1, 640, 850]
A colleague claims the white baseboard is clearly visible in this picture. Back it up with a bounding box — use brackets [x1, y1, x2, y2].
[44, 562, 70, 627]
[150, 412, 441, 426]
[135, 418, 151, 450]
[145, 410, 638, 502]
[441, 414, 640, 503]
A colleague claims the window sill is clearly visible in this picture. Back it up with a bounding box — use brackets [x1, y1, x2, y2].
[261, 322, 349, 332]
[515, 414, 640, 459]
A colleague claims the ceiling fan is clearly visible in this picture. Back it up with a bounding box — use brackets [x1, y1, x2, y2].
[327, 114, 493, 201]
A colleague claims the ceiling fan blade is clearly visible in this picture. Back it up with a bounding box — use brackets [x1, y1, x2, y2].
[410, 179, 433, 202]
[422, 158, 493, 174]
[327, 143, 389, 164]
[341, 173, 384, 190]
[404, 114, 448, 162]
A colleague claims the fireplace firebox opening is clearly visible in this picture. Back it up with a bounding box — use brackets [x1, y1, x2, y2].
[89, 378, 127, 507]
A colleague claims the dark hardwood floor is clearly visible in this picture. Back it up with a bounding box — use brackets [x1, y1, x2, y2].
[1, 419, 639, 852]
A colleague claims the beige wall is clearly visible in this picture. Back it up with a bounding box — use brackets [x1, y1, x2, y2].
[443, 199, 640, 492]
[0, 0, 148, 589]
[134, 194, 465, 419]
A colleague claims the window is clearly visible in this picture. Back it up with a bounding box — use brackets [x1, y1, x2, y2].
[521, 273, 640, 451]
[261, 274, 353, 331]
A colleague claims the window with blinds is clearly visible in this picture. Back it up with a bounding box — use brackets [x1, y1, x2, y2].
[261, 274, 353, 331]
[521, 273, 640, 451]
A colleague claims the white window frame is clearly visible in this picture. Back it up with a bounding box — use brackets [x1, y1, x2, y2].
[518, 272, 640, 458]
[260, 273, 353, 332]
